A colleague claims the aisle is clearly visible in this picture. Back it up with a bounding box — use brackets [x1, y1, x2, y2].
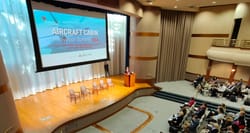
[78, 96, 182, 133]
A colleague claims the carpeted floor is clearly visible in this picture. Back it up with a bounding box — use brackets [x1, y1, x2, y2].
[78, 96, 181, 133]
[78, 80, 250, 133]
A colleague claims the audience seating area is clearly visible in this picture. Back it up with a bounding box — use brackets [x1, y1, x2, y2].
[192, 75, 250, 104]
[167, 100, 249, 133]
[154, 75, 250, 133]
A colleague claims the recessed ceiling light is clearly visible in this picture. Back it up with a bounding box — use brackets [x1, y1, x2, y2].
[212, 1, 216, 4]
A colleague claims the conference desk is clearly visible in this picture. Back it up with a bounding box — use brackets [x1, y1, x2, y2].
[124, 73, 136, 87]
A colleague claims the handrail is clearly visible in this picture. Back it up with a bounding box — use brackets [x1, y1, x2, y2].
[212, 39, 250, 49]
[241, 40, 250, 48]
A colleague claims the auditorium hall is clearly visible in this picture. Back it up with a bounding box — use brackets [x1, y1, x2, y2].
[1, 0, 250, 133]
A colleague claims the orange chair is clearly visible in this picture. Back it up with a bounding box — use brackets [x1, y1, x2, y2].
[68, 89, 80, 103]
[92, 82, 100, 94]
[80, 86, 89, 97]
[107, 78, 114, 87]
[99, 79, 107, 89]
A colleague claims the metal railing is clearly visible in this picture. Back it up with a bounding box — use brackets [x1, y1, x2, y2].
[212, 39, 250, 49]
[240, 40, 250, 48]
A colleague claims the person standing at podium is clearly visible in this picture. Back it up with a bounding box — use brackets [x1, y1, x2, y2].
[124, 67, 136, 87]
[125, 66, 129, 74]
[104, 61, 110, 78]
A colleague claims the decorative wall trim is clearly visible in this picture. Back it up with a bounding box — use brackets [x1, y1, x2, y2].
[132, 32, 159, 37]
[130, 56, 158, 61]
[186, 71, 249, 84]
[77, 0, 119, 8]
[136, 78, 156, 84]
[62, 0, 142, 18]
[192, 34, 229, 38]
[240, 48, 250, 50]
[186, 71, 236, 82]
[97, 0, 119, 8]
[188, 54, 208, 59]
[127, 105, 153, 133]
[92, 105, 154, 133]
[212, 46, 241, 48]
[93, 124, 111, 133]
[0, 84, 8, 94]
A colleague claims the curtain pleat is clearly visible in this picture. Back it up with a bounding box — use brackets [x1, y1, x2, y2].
[156, 10, 194, 82]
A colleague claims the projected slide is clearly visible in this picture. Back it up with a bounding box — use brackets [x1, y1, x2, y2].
[33, 9, 108, 67]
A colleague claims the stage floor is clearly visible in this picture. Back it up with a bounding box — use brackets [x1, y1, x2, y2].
[14, 75, 152, 133]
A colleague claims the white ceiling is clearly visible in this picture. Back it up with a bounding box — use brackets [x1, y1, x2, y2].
[137, 0, 250, 12]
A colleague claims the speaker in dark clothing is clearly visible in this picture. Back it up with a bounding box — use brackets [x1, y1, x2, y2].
[104, 62, 110, 77]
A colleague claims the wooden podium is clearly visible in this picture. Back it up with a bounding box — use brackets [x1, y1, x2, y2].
[124, 73, 136, 87]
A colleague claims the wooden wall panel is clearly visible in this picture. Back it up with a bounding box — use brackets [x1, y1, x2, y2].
[133, 32, 159, 37]
[77, 0, 119, 8]
[192, 34, 229, 38]
[97, 0, 119, 8]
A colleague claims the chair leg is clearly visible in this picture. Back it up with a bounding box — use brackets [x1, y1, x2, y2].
[74, 97, 76, 104]
[70, 96, 77, 104]
[70, 97, 73, 103]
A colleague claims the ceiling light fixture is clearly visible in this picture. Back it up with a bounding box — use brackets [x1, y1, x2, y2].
[212, 1, 216, 4]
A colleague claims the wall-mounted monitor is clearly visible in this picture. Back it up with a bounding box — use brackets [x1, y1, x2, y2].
[26, 0, 109, 72]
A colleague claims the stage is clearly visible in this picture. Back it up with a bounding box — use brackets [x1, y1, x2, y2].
[14, 75, 156, 133]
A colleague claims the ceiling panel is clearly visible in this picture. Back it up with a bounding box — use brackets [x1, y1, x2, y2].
[137, 0, 250, 11]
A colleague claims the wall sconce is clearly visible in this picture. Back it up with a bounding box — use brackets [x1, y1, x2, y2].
[231, 68, 236, 72]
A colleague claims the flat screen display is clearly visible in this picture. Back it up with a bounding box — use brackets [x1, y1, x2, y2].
[27, 0, 109, 71]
